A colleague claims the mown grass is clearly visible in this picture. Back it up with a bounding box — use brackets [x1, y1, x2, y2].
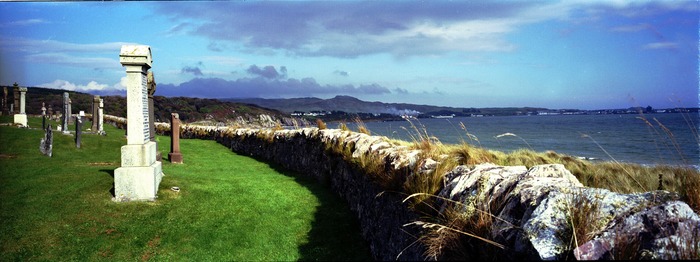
[0, 116, 371, 261]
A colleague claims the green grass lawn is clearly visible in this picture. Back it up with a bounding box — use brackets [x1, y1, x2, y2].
[0, 116, 371, 261]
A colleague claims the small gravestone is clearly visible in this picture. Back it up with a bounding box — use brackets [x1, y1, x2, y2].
[62, 92, 70, 133]
[168, 112, 183, 164]
[41, 102, 47, 130]
[1, 86, 7, 116]
[75, 112, 84, 148]
[147, 72, 161, 161]
[67, 97, 73, 124]
[98, 98, 105, 135]
[13, 87, 27, 127]
[40, 123, 53, 157]
[12, 83, 19, 114]
[91, 95, 100, 131]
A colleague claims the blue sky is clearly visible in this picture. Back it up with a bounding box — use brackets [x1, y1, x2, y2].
[0, 1, 697, 110]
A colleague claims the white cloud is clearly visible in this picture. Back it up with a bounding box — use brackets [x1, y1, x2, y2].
[0, 19, 48, 27]
[0, 37, 139, 53]
[27, 53, 120, 69]
[113, 76, 129, 90]
[642, 42, 678, 50]
[40, 79, 111, 92]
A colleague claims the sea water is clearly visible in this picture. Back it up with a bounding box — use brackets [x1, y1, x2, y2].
[352, 113, 699, 167]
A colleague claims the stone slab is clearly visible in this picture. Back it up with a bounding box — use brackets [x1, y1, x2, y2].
[120, 141, 158, 167]
[13, 113, 27, 127]
[114, 160, 162, 202]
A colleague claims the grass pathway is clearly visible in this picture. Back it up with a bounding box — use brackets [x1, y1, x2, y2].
[0, 116, 371, 261]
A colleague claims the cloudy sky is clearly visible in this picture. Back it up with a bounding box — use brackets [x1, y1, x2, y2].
[0, 1, 697, 109]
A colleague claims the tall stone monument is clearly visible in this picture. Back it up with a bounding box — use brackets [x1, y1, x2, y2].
[13, 83, 19, 114]
[114, 45, 163, 202]
[92, 95, 100, 131]
[98, 98, 105, 135]
[41, 102, 46, 130]
[147, 71, 161, 161]
[168, 113, 183, 164]
[62, 92, 70, 133]
[1, 86, 7, 116]
[13, 87, 27, 127]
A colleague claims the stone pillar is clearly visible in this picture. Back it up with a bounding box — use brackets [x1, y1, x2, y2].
[13, 83, 19, 114]
[75, 113, 83, 148]
[67, 97, 73, 124]
[92, 95, 100, 131]
[147, 72, 161, 161]
[41, 102, 46, 130]
[13, 87, 27, 127]
[62, 92, 70, 133]
[98, 98, 105, 135]
[168, 113, 183, 164]
[114, 45, 163, 202]
[1, 86, 7, 116]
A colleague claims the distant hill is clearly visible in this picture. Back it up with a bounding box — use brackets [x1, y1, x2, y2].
[1, 86, 291, 124]
[225, 95, 547, 117]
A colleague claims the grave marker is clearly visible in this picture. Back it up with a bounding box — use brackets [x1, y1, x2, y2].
[13, 83, 19, 114]
[42, 102, 46, 130]
[13, 87, 27, 127]
[168, 113, 183, 164]
[114, 45, 163, 202]
[1, 86, 7, 116]
[75, 111, 84, 148]
[40, 123, 53, 157]
[62, 92, 70, 133]
[92, 95, 100, 131]
[98, 98, 105, 135]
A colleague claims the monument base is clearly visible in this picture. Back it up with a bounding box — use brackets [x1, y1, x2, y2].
[168, 152, 183, 164]
[114, 141, 163, 202]
[13, 114, 27, 127]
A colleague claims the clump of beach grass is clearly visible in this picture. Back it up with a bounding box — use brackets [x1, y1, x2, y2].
[315, 118, 327, 130]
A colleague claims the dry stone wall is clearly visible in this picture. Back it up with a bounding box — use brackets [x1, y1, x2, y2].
[104, 115, 700, 260]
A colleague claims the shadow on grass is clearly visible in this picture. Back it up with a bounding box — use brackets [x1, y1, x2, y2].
[100, 169, 116, 198]
[259, 160, 373, 261]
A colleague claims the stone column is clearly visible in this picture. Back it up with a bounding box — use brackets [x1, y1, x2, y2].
[62, 92, 70, 133]
[92, 95, 100, 131]
[1, 86, 7, 116]
[75, 113, 82, 148]
[41, 102, 46, 130]
[13, 83, 19, 114]
[168, 113, 183, 164]
[114, 45, 163, 202]
[67, 97, 73, 124]
[13, 87, 27, 127]
[147, 71, 161, 161]
[98, 98, 105, 135]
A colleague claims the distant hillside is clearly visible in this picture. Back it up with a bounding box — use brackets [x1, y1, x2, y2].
[2, 86, 291, 124]
[225, 95, 548, 117]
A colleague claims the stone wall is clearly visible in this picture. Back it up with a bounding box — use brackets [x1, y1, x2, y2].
[104, 115, 700, 260]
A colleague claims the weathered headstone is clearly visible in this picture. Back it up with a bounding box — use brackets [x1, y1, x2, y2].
[13, 83, 19, 114]
[67, 97, 73, 124]
[48, 104, 53, 118]
[1, 86, 7, 116]
[98, 98, 105, 135]
[114, 45, 163, 202]
[40, 123, 53, 157]
[168, 113, 183, 164]
[75, 112, 83, 148]
[13, 87, 27, 127]
[91, 95, 100, 131]
[62, 92, 70, 134]
[147, 71, 161, 161]
[41, 102, 47, 130]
